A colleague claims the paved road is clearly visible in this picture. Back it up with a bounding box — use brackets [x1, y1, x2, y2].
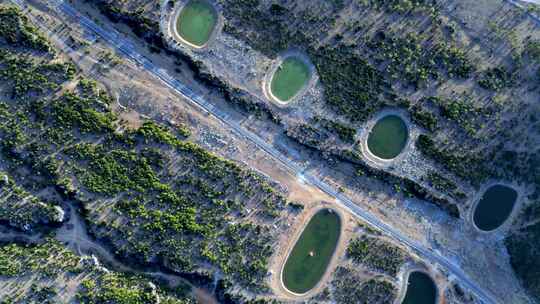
[11, 0, 502, 303]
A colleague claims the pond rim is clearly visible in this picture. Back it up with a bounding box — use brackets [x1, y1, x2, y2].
[361, 110, 412, 164]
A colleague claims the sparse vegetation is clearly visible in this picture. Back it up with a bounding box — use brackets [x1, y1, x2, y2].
[367, 31, 474, 88]
[0, 49, 76, 98]
[416, 134, 489, 184]
[0, 173, 63, 232]
[0, 6, 51, 53]
[331, 267, 396, 304]
[313, 116, 357, 143]
[347, 235, 405, 276]
[409, 105, 438, 132]
[0, 9, 287, 298]
[0, 239, 195, 304]
[478, 67, 514, 91]
[525, 40, 540, 62]
[2, 1, 540, 303]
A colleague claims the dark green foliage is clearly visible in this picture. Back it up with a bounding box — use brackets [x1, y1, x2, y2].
[0, 50, 76, 98]
[286, 123, 329, 148]
[0, 238, 81, 278]
[328, 0, 345, 10]
[91, 0, 164, 47]
[500, 153, 540, 301]
[218, 0, 394, 122]
[57, 101, 286, 291]
[49, 92, 116, 133]
[331, 267, 396, 304]
[360, 0, 434, 13]
[492, 148, 540, 187]
[0, 6, 51, 53]
[78, 273, 195, 304]
[525, 40, 540, 62]
[367, 31, 474, 88]
[220, 0, 288, 58]
[0, 7, 291, 299]
[335, 149, 460, 217]
[288, 202, 304, 211]
[136, 121, 184, 146]
[478, 67, 514, 91]
[0, 31, 284, 298]
[422, 96, 481, 134]
[425, 171, 457, 193]
[0, 239, 194, 304]
[68, 144, 161, 195]
[432, 42, 474, 78]
[311, 45, 390, 122]
[416, 134, 488, 184]
[0, 173, 62, 231]
[505, 216, 540, 300]
[409, 106, 438, 131]
[347, 235, 405, 276]
[269, 4, 286, 15]
[423, 170, 465, 200]
[219, 0, 473, 126]
[314, 116, 357, 143]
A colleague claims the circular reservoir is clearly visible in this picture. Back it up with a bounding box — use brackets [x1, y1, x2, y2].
[473, 184, 518, 231]
[367, 115, 408, 160]
[270, 56, 311, 103]
[282, 209, 341, 294]
[176, 0, 217, 47]
[402, 271, 437, 304]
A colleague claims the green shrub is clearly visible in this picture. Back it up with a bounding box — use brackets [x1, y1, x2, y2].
[347, 235, 405, 276]
[478, 67, 514, 91]
[0, 6, 51, 53]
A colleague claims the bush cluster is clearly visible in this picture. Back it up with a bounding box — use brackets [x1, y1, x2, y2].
[347, 235, 405, 276]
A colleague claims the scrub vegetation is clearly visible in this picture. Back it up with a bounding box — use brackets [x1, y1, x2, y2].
[5, 0, 540, 302]
[330, 267, 396, 304]
[506, 200, 540, 300]
[0, 239, 195, 303]
[0, 6, 52, 53]
[347, 235, 406, 276]
[0, 173, 63, 232]
[82, 0, 472, 220]
[415, 135, 489, 184]
[0, 7, 288, 301]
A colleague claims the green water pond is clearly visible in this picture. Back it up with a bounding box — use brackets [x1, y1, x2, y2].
[270, 56, 311, 102]
[367, 115, 408, 159]
[177, 0, 217, 47]
[282, 209, 341, 294]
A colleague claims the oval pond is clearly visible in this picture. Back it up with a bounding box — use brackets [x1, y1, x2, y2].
[282, 209, 341, 294]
